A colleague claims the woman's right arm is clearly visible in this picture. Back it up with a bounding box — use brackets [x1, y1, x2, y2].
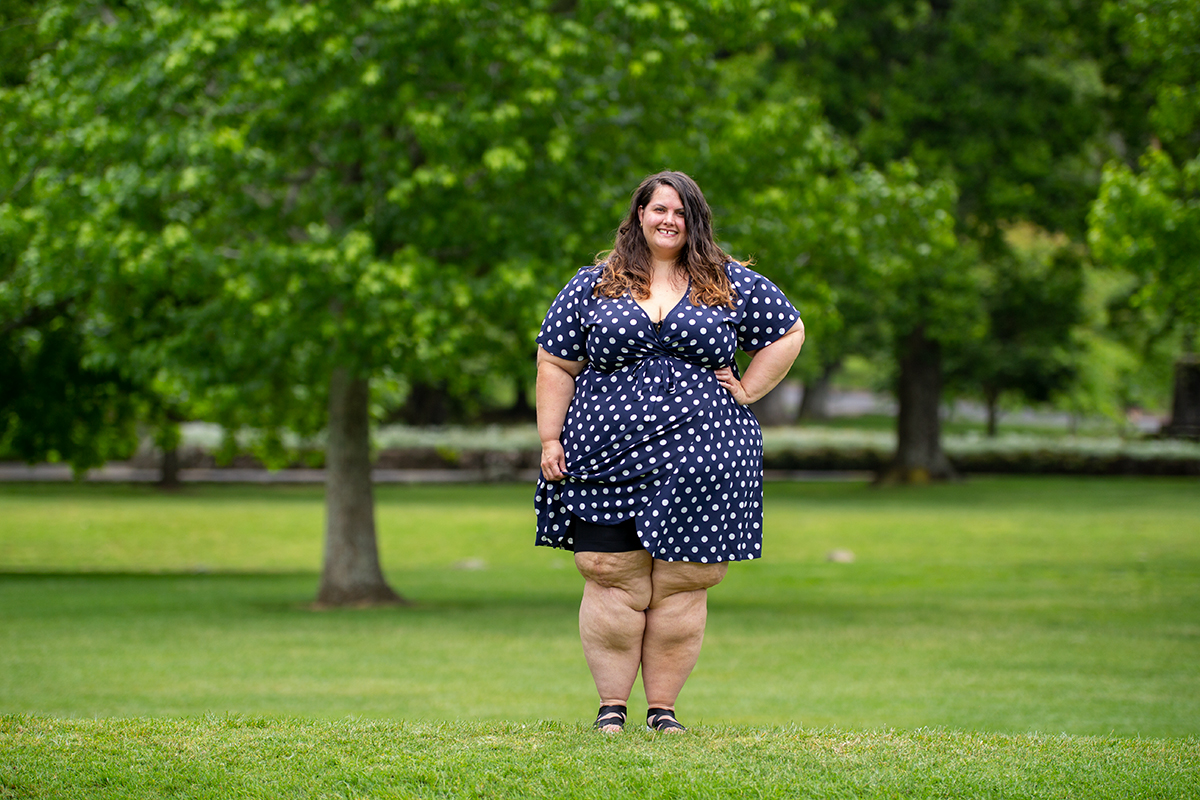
[536, 346, 586, 481]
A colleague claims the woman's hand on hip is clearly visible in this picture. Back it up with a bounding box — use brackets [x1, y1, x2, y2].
[540, 439, 568, 481]
[715, 366, 750, 405]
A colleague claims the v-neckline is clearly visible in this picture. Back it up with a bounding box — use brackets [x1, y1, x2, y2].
[633, 279, 690, 328]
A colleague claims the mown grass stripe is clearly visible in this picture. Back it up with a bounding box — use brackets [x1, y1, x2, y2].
[2, 716, 1198, 800]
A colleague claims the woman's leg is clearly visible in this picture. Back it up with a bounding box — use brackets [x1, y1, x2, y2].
[575, 550, 653, 724]
[641, 560, 728, 721]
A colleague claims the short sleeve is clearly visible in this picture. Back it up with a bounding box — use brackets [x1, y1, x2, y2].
[536, 267, 600, 362]
[726, 263, 801, 352]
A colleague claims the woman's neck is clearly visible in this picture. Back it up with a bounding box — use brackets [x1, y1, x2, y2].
[650, 258, 683, 284]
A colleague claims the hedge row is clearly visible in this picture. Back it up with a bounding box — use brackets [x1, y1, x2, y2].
[12, 422, 1200, 479]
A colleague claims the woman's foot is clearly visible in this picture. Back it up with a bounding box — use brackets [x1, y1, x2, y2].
[646, 707, 686, 733]
[594, 704, 627, 733]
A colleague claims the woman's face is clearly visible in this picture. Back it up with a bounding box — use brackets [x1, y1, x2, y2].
[638, 184, 687, 263]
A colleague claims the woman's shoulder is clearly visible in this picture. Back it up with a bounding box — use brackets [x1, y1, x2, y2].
[563, 264, 604, 289]
[548, 265, 604, 307]
[722, 260, 764, 289]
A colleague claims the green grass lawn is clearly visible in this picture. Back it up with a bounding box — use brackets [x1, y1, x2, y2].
[2, 477, 1197, 735]
[2, 478, 1198, 798]
[3, 716, 1197, 800]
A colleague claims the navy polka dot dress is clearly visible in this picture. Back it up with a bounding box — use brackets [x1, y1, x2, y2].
[534, 262, 801, 563]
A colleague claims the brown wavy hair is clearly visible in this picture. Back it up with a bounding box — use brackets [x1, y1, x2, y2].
[594, 171, 741, 308]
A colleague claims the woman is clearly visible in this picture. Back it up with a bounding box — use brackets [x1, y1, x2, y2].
[534, 171, 804, 732]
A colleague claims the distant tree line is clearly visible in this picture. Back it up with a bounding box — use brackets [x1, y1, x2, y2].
[2, 0, 1197, 603]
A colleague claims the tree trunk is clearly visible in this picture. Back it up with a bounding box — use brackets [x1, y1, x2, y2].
[878, 326, 957, 484]
[984, 387, 999, 438]
[156, 421, 181, 489]
[159, 446, 180, 488]
[316, 367, 406, 607]
[797, 361, 839, 421]
[1163, 355, 1200, 439]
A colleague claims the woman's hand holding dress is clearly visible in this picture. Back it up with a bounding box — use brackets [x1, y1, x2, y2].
[540, 439, 568, 482]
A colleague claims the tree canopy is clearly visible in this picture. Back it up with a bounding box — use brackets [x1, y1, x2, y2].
[4, 0, 872, 601]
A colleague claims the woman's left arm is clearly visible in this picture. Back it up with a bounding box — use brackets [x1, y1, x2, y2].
[715, 318, 805, 405]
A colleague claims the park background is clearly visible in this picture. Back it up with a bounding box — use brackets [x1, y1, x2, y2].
[1, 1, 1198, 797]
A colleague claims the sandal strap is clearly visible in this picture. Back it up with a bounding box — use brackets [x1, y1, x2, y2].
[594, 704, 627, 729]
[646, 707, 686, 732]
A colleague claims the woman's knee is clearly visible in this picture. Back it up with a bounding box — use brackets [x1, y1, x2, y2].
[576, 550, 653, 607]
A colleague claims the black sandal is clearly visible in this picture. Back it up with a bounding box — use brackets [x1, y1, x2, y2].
[646, 707, 686, 732]
[594, 704, 627, 732]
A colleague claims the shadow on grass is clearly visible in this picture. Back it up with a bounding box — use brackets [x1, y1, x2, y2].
[0, 568, 585, 615]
